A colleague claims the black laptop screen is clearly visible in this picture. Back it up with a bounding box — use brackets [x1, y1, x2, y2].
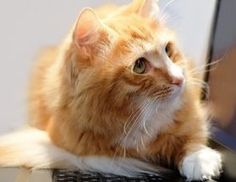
[208, 0, 236, 151]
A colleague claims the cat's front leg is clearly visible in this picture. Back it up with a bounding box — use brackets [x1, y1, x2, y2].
[179, 145, 222, 181]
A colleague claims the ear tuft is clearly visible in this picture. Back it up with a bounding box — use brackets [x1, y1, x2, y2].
[132, 0, 159, 19]
[139, 0, 159, 18]
[73, 8, 103, 46]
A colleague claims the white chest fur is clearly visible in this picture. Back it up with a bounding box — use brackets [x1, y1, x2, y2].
[120, 97, 182, 151]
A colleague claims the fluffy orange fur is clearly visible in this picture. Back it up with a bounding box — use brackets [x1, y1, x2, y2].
[29, 0, 207, 167]
[0, 0, 222, 179]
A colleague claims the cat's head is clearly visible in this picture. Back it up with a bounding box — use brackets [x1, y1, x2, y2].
[67, 0, 185, 100]
[59, 0, 191, 148]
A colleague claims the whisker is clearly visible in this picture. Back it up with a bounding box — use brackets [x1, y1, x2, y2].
[161, 0, 176, 17]
[123, 101, 149, 135]
[143, 118, 152, 137]
[152, 88, 173, 98]
[111, 101, 148, 161]
[116, 100, 151, 157]
[189, 59, 222, 75]
[187, 78, 210, 98]
[160, 0, 179, 25]
[142, 101, 155, 137]
[121, 100, 154, 152]
[140, 136, 145, 150]
[155, 99, 161, 114]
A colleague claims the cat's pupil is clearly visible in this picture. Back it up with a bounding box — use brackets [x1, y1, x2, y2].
[133, 58, 146, 74]
[165, 42, 171, 56]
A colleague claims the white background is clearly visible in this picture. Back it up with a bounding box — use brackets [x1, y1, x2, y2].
[0, 0, 216, 134]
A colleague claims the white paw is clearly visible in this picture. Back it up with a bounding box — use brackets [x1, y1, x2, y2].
[179, 147, 222, 181]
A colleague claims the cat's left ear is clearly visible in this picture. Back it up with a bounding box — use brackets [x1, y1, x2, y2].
[73, 8, 104, 47]
[132, 0, 160, 18]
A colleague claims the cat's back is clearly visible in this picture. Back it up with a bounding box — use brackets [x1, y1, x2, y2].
[27, 3, 122, 130]
[28, 47, 58, 130]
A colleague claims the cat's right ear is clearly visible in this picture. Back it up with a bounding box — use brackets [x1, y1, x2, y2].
[129, 0, 160, 19]
[73, 8, 103, 47]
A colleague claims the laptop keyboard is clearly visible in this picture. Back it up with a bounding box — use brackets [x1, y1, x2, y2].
[53, 169, 184, 182]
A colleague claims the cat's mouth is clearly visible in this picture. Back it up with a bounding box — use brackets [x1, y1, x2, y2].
[152, 86, 173, 99]
[151, 85, 183, 100]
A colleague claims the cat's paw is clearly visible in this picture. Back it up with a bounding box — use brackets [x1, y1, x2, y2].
[179, 147, 222, 181]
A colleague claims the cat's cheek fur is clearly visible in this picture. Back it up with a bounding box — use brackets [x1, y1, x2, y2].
[179, 146, 222, 181]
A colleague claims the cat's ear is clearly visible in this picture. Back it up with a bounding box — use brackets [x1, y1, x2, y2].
[73, 8, 103, 47]
[132, 0, 160, 18]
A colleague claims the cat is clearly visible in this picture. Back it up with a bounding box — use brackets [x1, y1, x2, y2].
[0, 0, 222, 181]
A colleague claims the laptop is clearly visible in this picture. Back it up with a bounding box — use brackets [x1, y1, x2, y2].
[205, 0, 236, 181]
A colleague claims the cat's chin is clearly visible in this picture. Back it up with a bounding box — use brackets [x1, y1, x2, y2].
[154, 85, 185, 114]
[163, 84, 184, 103]
[171, 84, 184, 98]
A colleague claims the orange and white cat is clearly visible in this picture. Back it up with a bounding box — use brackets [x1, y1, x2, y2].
[0, 0, 222, 181]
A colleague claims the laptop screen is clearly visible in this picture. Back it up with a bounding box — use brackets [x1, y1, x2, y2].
[208, 0, 236, 151]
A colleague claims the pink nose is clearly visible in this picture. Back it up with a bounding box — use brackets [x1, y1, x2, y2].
[171, 76, 184, 86]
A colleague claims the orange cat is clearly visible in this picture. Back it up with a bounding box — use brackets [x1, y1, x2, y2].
[0, 0, 222, 181]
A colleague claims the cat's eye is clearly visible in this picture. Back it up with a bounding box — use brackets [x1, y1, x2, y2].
[165, 42, 180, 62]
[133, 57, 147, 74]
[165, 42, 173, 58]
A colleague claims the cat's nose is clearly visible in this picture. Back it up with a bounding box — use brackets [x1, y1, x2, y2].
[170, 76, 184, 86]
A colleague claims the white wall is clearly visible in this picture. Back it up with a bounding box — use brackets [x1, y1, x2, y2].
[0, 0, 216, 134]
[159, 0, 217, 65]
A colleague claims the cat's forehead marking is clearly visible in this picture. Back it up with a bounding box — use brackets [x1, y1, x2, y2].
[110, 20, 176, 68]
[137, 31, 173, 58]
[140, 27, 175, 50]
